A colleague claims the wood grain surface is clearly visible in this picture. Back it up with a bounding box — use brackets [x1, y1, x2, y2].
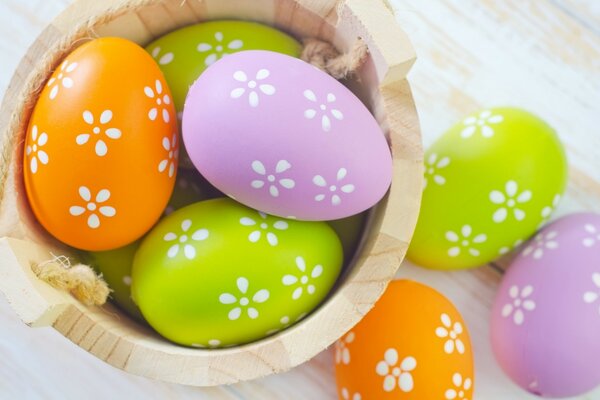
[1, 0, 599, 399]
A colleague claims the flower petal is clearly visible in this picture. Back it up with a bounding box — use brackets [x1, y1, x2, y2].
[266, 232, 278, 246]
[233, 70, 247, 82]
[163, 232, 177, 241]
[251, 160, 266, 175]
[253, 289, 269, 303]
[99, 206, 116, 217]
[205, 53, 218, 66]
[237, 277, 249, 294]
[461, 225, 472, 237]
[446, 231, 459, 242]
[181, 219, 192, 232]
[219, 293, 237, 304]
[593, 273, 600, 288]
[279, 179, 295, 189]
[436, 327, 448, 338]
[100, 110, 113, 124]
[83, 110, 94, 124]
[521, 285, 534, 297]
[376, 361, 389, 376]
[228, 39, 244, 50]
[105, 128, 121, 139]
[184, 244, 196, 259]
[304, 109, 317, 119]
[95, 140, 108, 156]
[473, 234, 487, 243]
[247, 308, 259, 319]
[249, 230, 261, 242]
[230, 87, 245, 99]
[384, 348, 398, 365]
[162, 109, 170, 123]
[489, 190, 506, 204]
[251, 180, 265, 189]
[304, 89, 316, 102]
[514, 208, 526, 221]
[514, 309, 524, 325]
[444, 339, 455, 354]
[311, 265, 323, 278]
[456, 339, 465, 354]
[331, 109, 343, 120]
[66, 62, 78, 73]
[167, 244, 179, 258]
[49, 85, 59, 100]
[441, 313, 451, 327]
[274, 220, 288, 230]
[275, 159, 291, 173]
[37, 151, 49, 165]
[79, 186, 91, 202]
[315, 194, 325, 202]
[313, 175, 326, 187]
[481, 125, 494, 138]
[584, 292, 599, 303]
[399, 372, 414, 392]
[331, 195, 341, 206]
[282, 275, 298, 285]
[522, 300, 536, 310]
[501, 304, 513, 317]
[30, 157, 38, 174]
[192, 229, 209, 241]
[292, 287, 303, 300]
[321, 115, 331, 131]
[69, 206, 85, 216]
[269, 185, 279, 197]
[228, 307, 241, 320]
[159, 52, 174, 65]
[505, 180, 518, 197]
[460, 126, 476, 138]
[148, 108, 158, 121]
[488, 115, 503, 123]
[296, 256, 306, 272]
[96, 189, 110, 203]
[453, 372, 463, 387]
[248, 91, 259, 107]
[341, 184, 355, 193]
[517, 190, 532, 203]
[158, 159, 168, 172]
[448, 247, 461, 257]
[76, 133, 90, 145]
[493, 207, 508, 223]
[240, 217, 256, 226]
[197, 43, 212, 52]
[87, 213, 100, 229]
[144, 86, 155, 98]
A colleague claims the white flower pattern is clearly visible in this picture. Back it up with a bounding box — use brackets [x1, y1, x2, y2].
[583, 224, 600, 247]
[282, 256, 323, 300]
[158, 133, 178, 178]
[335, 331, 355, 365]
[191, 339, 221, 349]
[197, 32, 243, 66]
[26, 125, 49, 174]
[460, 110, 503, 139]
[445, 373, 473, 400]
[583, 273, 600, 315]
[303, 90, 343, 132]
[144, 79, 171, 123]
[424, 153, 450, 188]
[150, 46, 174, 65]
[541, 194, 561, 221]
[446, 225, 487, 257]
[230, 69, 275, 107]
[375, 349, 416, 393]
[501, 285, 536, 325]
[163, 219, 209, 259]
[239, 211, 288, 246]
[313, 168, 355, 206]
[340, 388, 362, 400]
[435, 313, 465, 354]
[69, 186, 116, 229]
[250, 160, 295, 197]
[76, 110, 122, 157]
[47, 60, 78, 100]
[489, 180, 532, 223]
[522, 231, 559, 260]
[498, 239, 524, 255]
[219, 277, 270, 320]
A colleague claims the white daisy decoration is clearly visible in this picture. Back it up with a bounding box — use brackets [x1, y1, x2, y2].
[250, 160, 295, 197]
[489, 180, 532, 223]
[69, 186, 116, 229]
[335, 331, 355, 365]
[230, 69, 275, 108]
[583, 224, 600, 248]
[197, 31, 243, 66]
[313, 167, 355, 206]
[239, 211, 288, 246]
[501, 285, 536, 325]
[163, 219, 209, 259]
[446, 225, 487, 257]
[144, 79, 171, 123]
[375, 349, 416, 393]
[435, 313, 466, 354]
[583, 273, 600, 315]
[460, 110, 504, 139]
[522, 231, 559, 260]
[219, 277, 270, 320]
[26, 125, 49, 174]
[445, 373, 473, 400]
[282, 256, 323, 300]
[191, 339, 222, 349]
[47, 59, 78, 100]
[150, 46, 174, 65]
[303, 90, 344, 132]
[76, 110, 122, 157]
[424, 153, 450, 189]
[158, 133, 178, 178]
[340, 388, 362, 400]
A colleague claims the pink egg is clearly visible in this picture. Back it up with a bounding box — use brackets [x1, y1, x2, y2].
[491, 213, 600, 398]
[182, 50, 392, 220]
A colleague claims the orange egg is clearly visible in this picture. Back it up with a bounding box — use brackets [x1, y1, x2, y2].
[24, 37, 178, 251]
[335, 280, 474, 399]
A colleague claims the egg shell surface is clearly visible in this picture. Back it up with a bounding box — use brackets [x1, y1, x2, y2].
[146, 20, 301, 113]
[335, 280, 474, 399]
[408, 107, 567, 270]
[24, 37, 178, 251]
[182, 50, 393, 221]
[491, 213, 600, 398]
[131, 198, 343, 347]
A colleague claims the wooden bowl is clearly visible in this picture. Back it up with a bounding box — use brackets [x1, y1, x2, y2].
[0, 0, 422, 386]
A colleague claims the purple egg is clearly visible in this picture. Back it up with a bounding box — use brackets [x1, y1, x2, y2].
[491, 213, 600, 398]
[182, 50, 392, 220]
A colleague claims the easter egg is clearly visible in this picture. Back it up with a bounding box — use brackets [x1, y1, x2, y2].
[83, 242, 144, 321]
[131, 198, 343, 347]
[407, 108, 567, 269]
[24, 37, 178, 251]
[491, 213, 600, 398]
[146, 20, 301, 113]
[335, 280, 474, 399]
[182, 50, 392, 221]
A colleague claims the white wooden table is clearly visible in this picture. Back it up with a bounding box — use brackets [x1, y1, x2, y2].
[1, 1, 599, 399]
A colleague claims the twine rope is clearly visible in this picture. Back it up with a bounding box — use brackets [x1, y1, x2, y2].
[1, 0, 369, 306]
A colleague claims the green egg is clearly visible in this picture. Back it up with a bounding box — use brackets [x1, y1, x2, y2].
[131, 198, 343, 348]
[145, 20, 302, 112]
[407, 107, 568, 270]
[86, 169, 220, 320]
[84, 242, 144, 321]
